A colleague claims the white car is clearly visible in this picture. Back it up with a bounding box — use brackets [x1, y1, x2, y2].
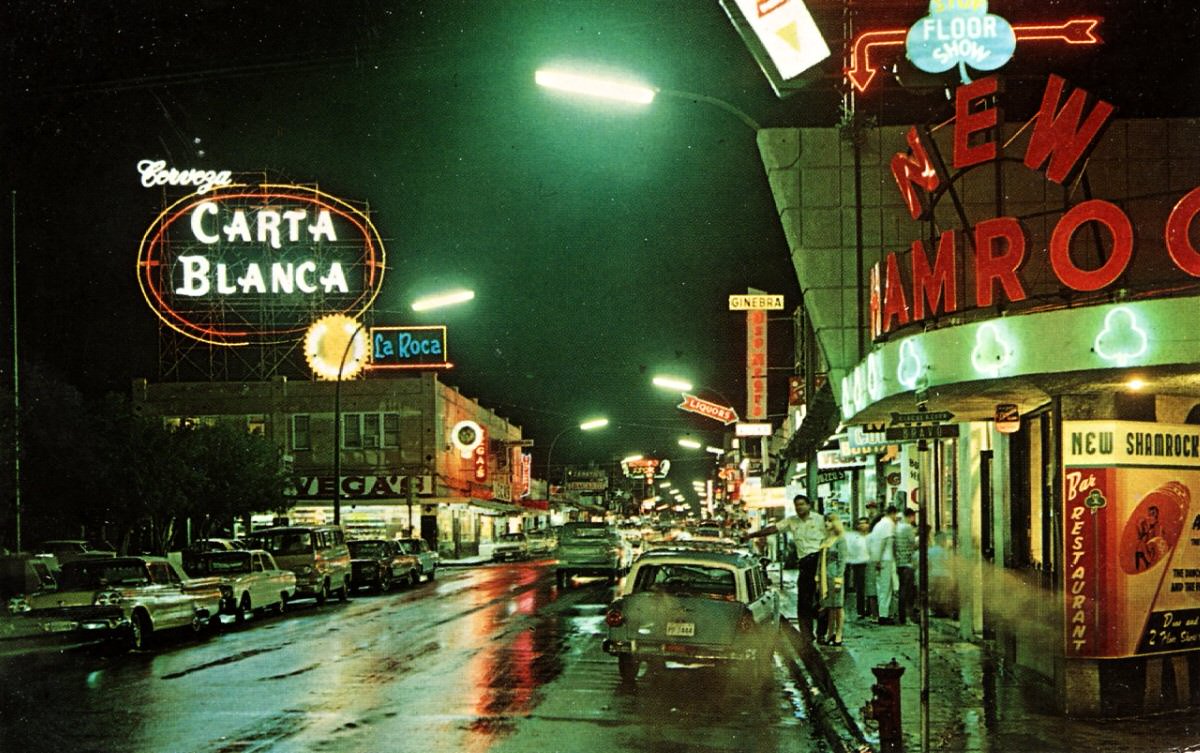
[492, 533, 531, 562]
[24, 556, 223, 650]
[602, 547, 781, 688]
[183, 549, 296, 623]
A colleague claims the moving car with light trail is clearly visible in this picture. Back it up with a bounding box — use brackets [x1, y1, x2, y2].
[554, 522, 627, 587]
[492, 532, 531, 562]
[182, 549, 296, 622]
[602, 547, 780, 687]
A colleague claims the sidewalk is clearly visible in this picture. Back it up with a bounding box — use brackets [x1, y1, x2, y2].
[775, 567, 1200, 753]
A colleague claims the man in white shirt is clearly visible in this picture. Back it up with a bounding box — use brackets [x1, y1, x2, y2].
[869, 505, 900, 624]
[844, 517, 871, 619]
[746, 494, 825, 639]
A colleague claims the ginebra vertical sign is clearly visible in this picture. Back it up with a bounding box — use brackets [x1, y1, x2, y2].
[137, 182, 386, 346]
[746, 309, 768, 420]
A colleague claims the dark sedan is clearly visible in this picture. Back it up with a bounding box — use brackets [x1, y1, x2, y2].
[348, 540, 420, 593]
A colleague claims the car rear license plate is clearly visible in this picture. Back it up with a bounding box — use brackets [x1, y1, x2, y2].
[43, 621, 78, 633]
[666, 621, 695, 637]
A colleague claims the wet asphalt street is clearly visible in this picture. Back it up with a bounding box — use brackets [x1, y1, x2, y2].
[0, 561, 816, 753]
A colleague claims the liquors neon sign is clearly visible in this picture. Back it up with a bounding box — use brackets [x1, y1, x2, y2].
[138, 183, 386, 346]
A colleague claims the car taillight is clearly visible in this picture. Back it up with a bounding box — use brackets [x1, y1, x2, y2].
[605, 603, 626, 627]
[736, 608, 756, 633]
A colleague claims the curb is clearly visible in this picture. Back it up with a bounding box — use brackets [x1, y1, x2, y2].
[780, 618, 875, 753]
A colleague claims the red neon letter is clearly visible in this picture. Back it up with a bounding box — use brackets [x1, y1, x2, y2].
[881, 252, 910, 334]
[869, 263, 883, 340]
[954, 77, 1000, 171]
[891, 127, 939, 220]
[1050, 200, 1133, 291]
[911, 230, 959, 321]
[1024, 74, 1115, 185]
[1166, 185, 1200, 277]
[974, 217, 1028, 307]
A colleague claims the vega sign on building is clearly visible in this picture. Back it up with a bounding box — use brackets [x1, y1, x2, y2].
[138, 182, 386, 346]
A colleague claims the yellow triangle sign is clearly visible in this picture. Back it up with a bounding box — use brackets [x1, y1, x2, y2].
[775, 20, 800, 51]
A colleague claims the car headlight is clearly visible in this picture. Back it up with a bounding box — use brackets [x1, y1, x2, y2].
[7, 597, 31, 614]
[92, 591, 122, 607]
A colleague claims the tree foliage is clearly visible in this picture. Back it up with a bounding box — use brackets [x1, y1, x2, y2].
[4, 367, 288, 553]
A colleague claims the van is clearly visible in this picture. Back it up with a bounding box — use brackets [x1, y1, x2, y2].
[246, 525, 351, 604]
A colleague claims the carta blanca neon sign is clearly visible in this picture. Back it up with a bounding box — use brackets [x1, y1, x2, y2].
[138, 183, 386, 346]
[368, 326, 453, 370]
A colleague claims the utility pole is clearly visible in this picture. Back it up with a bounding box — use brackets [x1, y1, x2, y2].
[10, 191, 20, 553]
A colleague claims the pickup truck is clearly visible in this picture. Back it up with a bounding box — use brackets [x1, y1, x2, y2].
[20, 556, 223, 650]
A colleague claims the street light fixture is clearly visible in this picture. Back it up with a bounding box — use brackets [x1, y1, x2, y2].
[535, 68, 762, 132]
[411, 288, 475, 312]
[652, 375, 694, 393]
[678, 438, 702, 450]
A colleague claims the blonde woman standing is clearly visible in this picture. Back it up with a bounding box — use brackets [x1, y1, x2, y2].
[818, 512, 849, 646]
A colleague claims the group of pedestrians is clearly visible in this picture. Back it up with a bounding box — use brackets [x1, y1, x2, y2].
[747, 494, 925, 648]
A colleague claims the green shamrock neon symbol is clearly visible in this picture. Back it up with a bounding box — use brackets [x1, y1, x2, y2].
[866, 352, 884, 401]
[971, 322, 1014, 377]
[1094, 307, 1148, 367]
[841, 375, 855, 418]
[906, 0, 1017, 84]
[897, 339, 924, 390]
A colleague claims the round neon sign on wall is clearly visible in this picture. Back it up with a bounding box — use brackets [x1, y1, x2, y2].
[305, 314, 369, 381]
[137, 183, 386, 346]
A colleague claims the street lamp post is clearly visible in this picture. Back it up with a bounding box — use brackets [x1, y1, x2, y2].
[544, 418, 608, 504]
[331, 320, 369, 526]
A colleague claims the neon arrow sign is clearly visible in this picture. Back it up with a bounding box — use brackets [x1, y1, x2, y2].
[847, 17, 1102, 93]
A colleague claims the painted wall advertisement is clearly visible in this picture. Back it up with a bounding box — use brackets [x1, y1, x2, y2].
[1063, 420, 1200, 658]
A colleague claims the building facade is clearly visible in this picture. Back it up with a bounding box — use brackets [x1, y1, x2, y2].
[133, 372, 537, 558]
[760, 74, 1200, 715]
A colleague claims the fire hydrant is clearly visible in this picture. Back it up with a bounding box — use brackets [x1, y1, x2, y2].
[863, 659, 905, 752]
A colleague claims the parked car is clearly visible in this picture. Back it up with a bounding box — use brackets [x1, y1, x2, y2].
[185, 538, 247, 552]
[394, 537, 438, 582]
[247, 525, 352, 604]
[182, 549, 296, 622]
[16, 556, 223, 651]
[34, 540, 117, 567]
[555, 522, 627, 587]
[492, 532, 531, 562]
[602, 547, 780, 687]
[348, 539, 420, 592]
[525, 530, 557, 556]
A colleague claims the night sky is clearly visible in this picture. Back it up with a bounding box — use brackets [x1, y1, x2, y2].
[4, 1, 1200, 483]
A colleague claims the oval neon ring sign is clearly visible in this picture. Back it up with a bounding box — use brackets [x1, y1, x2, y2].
[137, 183, 387, 346]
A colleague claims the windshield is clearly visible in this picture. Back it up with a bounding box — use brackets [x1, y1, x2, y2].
[248, 531, 313, 556]
[349, 541, 385, 558]
[632, 563, 737, 601]
[395, 541, 417, 554]
[58, 560, 150, 589]
[564, 526, 610, 540]
[198, 552, 252, 574]
[499, 533, 525, 543]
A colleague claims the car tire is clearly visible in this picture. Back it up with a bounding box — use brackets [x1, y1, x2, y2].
[338, 578, 350, 602]
[276, 593, 288, 614]
[427, 568, 436, 582]
[129, 610, 152, 651]
[316, 579, 330, 605]
[618, 655, 640, 683]
[236, 593, 251, 624]
[379, 571, 392, 593]
[190, 610, 207, 636]
[409, 570, 419, 587]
